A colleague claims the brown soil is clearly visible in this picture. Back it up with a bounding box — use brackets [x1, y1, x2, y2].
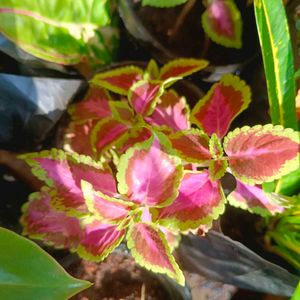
[67, 252, 172, 300]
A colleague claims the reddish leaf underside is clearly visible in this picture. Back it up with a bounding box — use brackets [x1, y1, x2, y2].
[127, 222, 184, 285]
[224, 125, 300, 184]
[129, 80, 162, 116]
[168, 129, 211, 163]
[191, 74, 251, 138]
[78, 220, 125, 261]
[146, 90, 190, 132]
[153, 170, 225, 231]
[21, 188, 82, 250]
[91, 66, 143, 95]
[117, 137, 183, 207]
[68, 87, 112, 122]
[227, 180, 285, 216]
[159, 58, 208, 81]
[202, 0, 242, 48]
[91, 117, 130, 155]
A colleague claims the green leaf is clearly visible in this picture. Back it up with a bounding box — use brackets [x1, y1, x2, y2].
[0, 0, 118, 66]
[254, 0, 297, 130]
[291, 282, 300, 300]
[141, 0, 188, 8]
[0, 227, 91, 300]
[275, 168, 300, 196]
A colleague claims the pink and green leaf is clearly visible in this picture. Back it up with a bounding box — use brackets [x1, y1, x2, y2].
[224, 125, 300, 184]
[146, 90, 190, 132]
[68, 87, 112, 122]
[77, 219, 125, 262]
[159, 58, 208, 82]
[158, 226, 181, 252]
[90, 66, 143, 95]
[91, 117, 130, 156]
[227, 180, 285, 216]
[202, 0, 242, 48]
[81, 180, 132, 224]
[127, 222, 185, 285]
[64, 120, 96, 158]
[19, 150, 117, 216]
[191, 74, 251, 138]
[128, 80, 163, 116]
[152, 170, 226, 231]
[20, 187, 83, 250]
[209, 159, 228, 181]
[117, 136, 183, 207]
[168, 129, 212, 163]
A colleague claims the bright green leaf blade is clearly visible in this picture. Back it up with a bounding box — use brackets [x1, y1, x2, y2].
[141, 0, 188, 8]
[254, 0, 297, 130]
[0, 0, 118, 66]
[275, 168, 300, 196]
[291, 282, 300, 300]
[0, 227, 91, 300]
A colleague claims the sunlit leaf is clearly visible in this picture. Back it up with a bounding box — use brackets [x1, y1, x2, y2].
[81, 180, 132, 224]
[168, 129, 211, 163]
[0, 0, 118, 66]
[159, 58, 208, 82]
[227, 180, 285, 216]
[128, 80, 163, 116]
[77, 219, 125, 262]
[0, 227, 91, 300]
[90, 66, 143, 95]
[20, 149, 117, 216]
[142, 0, 188, 8]
[202, 0, 242, 48]
[117, 136, 183, 207]
[209, 159, 228, 181]
[224, 125, 300, 184]
[191, 74, 251, 138]
[152, 170, 225, 231]
[127, 222, 185, 285]
[146, 90, 190, 132]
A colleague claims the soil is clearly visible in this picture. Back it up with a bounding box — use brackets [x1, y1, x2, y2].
[132, 0, 258, 65]
[67, 251, 172, 300]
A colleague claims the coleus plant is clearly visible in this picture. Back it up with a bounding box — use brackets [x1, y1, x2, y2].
[141, 0, 242, 48]
[64, 58, 208, 158]
[19, 59, 299, 285]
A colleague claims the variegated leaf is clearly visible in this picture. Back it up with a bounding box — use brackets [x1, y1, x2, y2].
[202, 0, 242, 48]
[20, 188, 82, 250]
[191, 74, 251, 138]
[168, 129, 211, 163]
[68, 87, 112, 122]
[152, 170, 225, 231]
[146, 90, 190, 132]
[127, 222, 185, 285]
[117, 136, 183, 207]
[77, 219, 125, 262]
[81, 180, 132, 224]
[19, 150, 117, 216]
[145, 59, 160, 80]
[224, 125, 300, 184]
[159, 58, 208, 82]
[90, 66, 143, 95]
[91, 117, 130, 155]
[228, 180, 285, 216]
[209, 159, 228, 181]
[128, 80, 163, 116]
[109, 100, 134, 124]
[64, 120, 96, 157]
